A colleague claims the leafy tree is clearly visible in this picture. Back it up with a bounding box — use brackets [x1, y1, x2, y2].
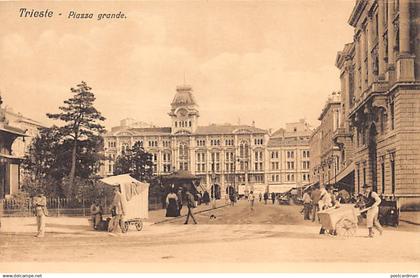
[47, 81, 105, 195]
[114, 141, 154, 182]
[22, 126, 65, 196]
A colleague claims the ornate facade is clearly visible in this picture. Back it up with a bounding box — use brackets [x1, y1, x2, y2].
[102, 85, 312, 194]
[333, 0, 420, 208]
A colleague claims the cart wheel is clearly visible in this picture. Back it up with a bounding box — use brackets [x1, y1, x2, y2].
[335, 218, 357, 237]
[135, 220, 143, 231]
[121, 221, 129, 233]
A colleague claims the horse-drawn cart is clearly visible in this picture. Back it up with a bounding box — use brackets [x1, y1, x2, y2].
[318, 204, 361, 236]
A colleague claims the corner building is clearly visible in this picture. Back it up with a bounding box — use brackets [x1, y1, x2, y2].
[336, 0, 420, 208]
[102, 85, 312, 195]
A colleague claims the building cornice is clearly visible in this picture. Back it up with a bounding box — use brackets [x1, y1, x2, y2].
[348, 0, 368, 27]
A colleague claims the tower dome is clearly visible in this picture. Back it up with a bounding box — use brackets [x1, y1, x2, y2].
[169, 84, 199, 134]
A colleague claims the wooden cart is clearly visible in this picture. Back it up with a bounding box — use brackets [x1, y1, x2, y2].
[101, 174, 149, 233]
[317, 204, 360, 236]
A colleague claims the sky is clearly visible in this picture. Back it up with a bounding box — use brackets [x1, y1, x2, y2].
[0, 1, 355, 131]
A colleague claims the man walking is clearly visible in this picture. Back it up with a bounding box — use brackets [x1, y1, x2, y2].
[302, 188, 312, 220]
[33, 192, 48, 237]
[271, 192, 276, 204]
[184, 189, 197, 224]
[311, 184, 321, 222]
[362, 184, 383, 237]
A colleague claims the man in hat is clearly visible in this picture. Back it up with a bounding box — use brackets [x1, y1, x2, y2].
[302, 188, 312, 220]
[33, 192, 48, 237]
[184, 189, 197, 224]
[362, 184, 383, 237]
[110, 186, 125, 233]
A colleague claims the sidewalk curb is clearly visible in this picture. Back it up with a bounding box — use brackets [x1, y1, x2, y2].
[153, 203, 230, 225]
[400, 219, 420, 226]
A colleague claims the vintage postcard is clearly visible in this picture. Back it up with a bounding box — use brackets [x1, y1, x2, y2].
[0, 0, 419, 275]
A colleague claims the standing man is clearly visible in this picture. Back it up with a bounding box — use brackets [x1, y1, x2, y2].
[248, 191, 256, 211]
[33, 192, 48, 238]
[184, 189, 197, 224]
[110, 186, 125, 233]
[259, 192, 262, 203]
[302, 188, 312, 220]
[311, 184, 321, 222]
[263, 191, 269, 205]
[362, 184, 383, 237]
[271, 192, 276, 205]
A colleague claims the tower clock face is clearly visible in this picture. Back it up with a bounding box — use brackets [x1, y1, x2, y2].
[178, 109, 188, 117]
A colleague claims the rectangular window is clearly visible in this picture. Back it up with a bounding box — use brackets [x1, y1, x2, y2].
[390, 101, 395, 130]
[391, 159, 395, 194]
[363, 167, 366, 186]
[381, 162, 385, 194]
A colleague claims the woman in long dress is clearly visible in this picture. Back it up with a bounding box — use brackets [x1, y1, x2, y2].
[166, 190, 179, 217]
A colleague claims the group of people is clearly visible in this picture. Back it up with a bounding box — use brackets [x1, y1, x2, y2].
[258, 192, 276, 205]
[165, 187, 198, 224]
[301, 183, 384, 237]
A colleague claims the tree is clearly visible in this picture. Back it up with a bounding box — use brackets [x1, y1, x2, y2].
[47, 81, 105, 195]
[22, 126, 65, 196]
[114, 141, 154, 182]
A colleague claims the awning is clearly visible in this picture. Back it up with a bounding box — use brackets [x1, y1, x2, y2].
[268, 184, 295, 193]
[328, 163, 354, 184]
[0, 153, 24, 161]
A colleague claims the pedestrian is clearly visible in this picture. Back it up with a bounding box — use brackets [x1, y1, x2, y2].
[90, 200, 103, 230]
[302, 189, 312, 220]
[271, 192, 276, 204]
[318, 184, 337, 235]
[177, 188, 183, 214]
[362, 184, 383, 237]
[311, 184, 321, 222]
[165, 189, 179, 217]
[184, 189, 197, 224]
[259, 192, 262, 202]
[110, 186, 125, 233]
[202, 190, 210, 205]
[33, 192, 48, 238]
[263, 191, 269, 205]
[249, 191, 256, 211]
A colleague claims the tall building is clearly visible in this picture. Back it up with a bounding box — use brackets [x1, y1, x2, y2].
[0, 95, 45, 198]
[102, 85, 312, 195]
[267, 119, 312, 193]
[309, 92, 354, 191]
[327, 0, 420, 209]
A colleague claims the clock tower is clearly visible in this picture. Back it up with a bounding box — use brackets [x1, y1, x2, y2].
[169, 84, 199, 134]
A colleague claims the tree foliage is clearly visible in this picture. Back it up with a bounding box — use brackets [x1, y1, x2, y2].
[46, 81, 105, 195]
[113, 141, 154, 182]
[22, 81, 106, 198]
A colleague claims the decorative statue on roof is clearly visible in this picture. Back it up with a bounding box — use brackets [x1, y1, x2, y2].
[0, 94, 7, 124]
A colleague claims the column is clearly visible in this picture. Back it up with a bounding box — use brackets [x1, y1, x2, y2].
[378, 0, 386, 78]
[354, 36, 361, 100]
[397, 0, 414, 81]
[367, 17, 374, 85]
[399, 0, 411, 53]
[360, 29, 367, 94]
[387, 0, 395, 66]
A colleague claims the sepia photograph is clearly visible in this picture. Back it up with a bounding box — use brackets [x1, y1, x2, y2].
[0, 0, 419, 276]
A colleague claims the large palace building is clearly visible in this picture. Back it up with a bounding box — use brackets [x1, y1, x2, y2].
[311, 0, 420, 209]
[102, 85, 312, 194]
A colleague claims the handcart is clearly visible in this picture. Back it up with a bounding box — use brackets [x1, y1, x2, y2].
[101, 174, 149, 233]
[318, 204, 362, 236]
